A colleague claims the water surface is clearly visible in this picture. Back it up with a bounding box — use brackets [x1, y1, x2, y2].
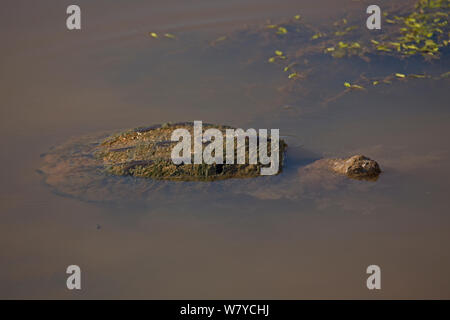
[1, 0, 450, 298]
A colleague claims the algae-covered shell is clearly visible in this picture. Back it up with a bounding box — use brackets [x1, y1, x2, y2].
[96, 122, 287, 181]
[38, 122, 287, 202]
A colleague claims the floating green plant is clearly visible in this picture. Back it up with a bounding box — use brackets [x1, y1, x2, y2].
[275, 50, 284, 56]
[312, 32, 325, 40]
[344, 82, 365, 90]
[255, 0, 449, 103]
[164, 33, 176, 39]
[277, 27, 288, 35]
[149, 32, 177, 40]
[369, 0, 449, 58]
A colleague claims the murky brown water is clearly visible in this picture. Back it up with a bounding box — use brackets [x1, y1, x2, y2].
[1, 0, 450, 299]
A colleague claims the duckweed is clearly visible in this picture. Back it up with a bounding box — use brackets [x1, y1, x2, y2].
[258, 0, 449, 101]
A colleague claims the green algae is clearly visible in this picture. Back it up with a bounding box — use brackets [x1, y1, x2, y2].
[235, 0, 449, 101]
[95, 123, 287, 181]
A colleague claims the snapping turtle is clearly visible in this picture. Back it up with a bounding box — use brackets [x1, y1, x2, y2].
[96, 122, 287, 181]
[38, 122, 380, 203]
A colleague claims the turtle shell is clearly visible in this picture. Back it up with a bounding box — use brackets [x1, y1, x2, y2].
[38, 122, 288, 202]
[96, 122, 286, 181]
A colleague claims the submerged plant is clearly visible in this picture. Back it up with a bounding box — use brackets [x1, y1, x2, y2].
[227, 0, 450, 103]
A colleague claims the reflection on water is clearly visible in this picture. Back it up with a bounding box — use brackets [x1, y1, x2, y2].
[1, 0, 450, 298]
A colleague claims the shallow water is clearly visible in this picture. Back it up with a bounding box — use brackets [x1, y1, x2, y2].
[1, 0, 450, 298]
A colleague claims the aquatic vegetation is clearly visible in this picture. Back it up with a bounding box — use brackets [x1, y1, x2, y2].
[256, 0, 450, 102]
[210, 35, 228, 46]
[149, 32, 177, 40]
[311, 32, 325, 40]
[326, 41, 364, 58]
[143, 0, 448, 110]
[344, 82, 365, 90]
[164, 33, 176, 39]
[370, 0, 449, 58]
[146, 0, 447, 106]
[276, 26, 288, 35]
[283, 62, 297, 72]
[268, 50, 287, 63]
